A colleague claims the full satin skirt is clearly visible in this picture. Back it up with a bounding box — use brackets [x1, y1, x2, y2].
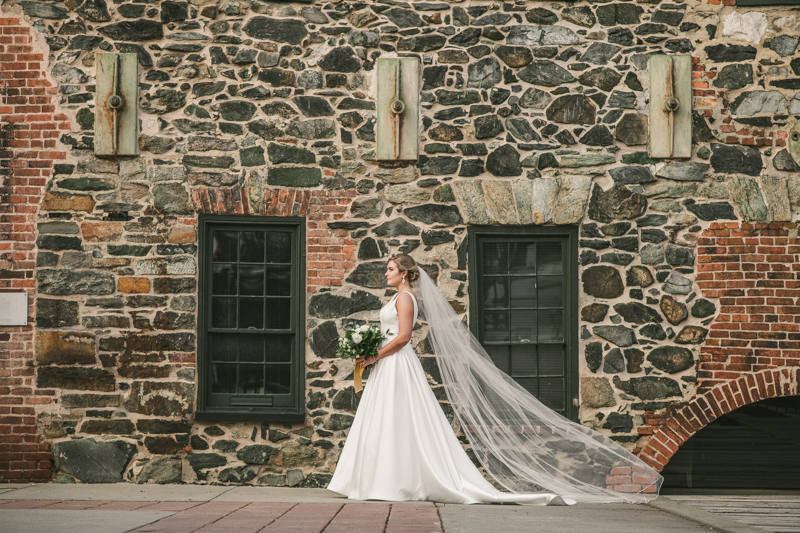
[327, 344, 568, 505]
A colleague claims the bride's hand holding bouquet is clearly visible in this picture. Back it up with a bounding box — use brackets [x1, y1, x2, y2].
[336, 324, 392, 392]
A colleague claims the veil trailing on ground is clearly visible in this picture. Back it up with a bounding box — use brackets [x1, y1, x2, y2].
[413, 268, 663, 503]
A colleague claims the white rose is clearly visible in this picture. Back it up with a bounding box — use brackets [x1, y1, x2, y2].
[351, 333, 363, 344]
[357, 325, 369, 333]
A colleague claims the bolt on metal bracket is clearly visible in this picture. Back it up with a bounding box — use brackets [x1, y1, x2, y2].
[376, 57, 419, 161]
[95, 53, 138, 157]
[649, 55, 692, 159]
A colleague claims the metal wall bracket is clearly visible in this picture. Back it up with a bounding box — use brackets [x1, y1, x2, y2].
[649, 55, 692, 159]
[789, 121, 800, 168]
[376, 57, 419, 161]
[95, 53, 138, 157]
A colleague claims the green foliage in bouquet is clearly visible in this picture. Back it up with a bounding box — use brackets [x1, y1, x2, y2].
[336, 324, 392, 362]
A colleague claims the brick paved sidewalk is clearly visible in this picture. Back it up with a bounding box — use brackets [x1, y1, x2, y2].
[0, 499, 443, 533]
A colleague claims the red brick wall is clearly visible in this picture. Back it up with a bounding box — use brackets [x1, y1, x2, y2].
[189, 182, 357, 294]
[639, 223, 800, 471]
[0, 16, 70, 483]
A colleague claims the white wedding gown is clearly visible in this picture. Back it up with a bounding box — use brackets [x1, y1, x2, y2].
[327, 291, 570, 505]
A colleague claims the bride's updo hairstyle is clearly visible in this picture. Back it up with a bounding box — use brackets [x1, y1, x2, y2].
[389, 253, 420, 283]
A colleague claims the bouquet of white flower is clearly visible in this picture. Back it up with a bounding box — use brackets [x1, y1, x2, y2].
[336, 324, 392, 392]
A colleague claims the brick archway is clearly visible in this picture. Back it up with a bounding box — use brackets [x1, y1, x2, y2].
[639, 367, 800, 471]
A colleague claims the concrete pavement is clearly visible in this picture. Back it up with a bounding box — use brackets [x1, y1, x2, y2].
[0, 484, 773, 533]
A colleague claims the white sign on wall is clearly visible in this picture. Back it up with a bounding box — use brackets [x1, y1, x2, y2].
[0, 293, 28, 326]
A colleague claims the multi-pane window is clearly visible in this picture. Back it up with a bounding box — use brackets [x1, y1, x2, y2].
[469, 227, 578, 420]
[197, 215, 305, 421]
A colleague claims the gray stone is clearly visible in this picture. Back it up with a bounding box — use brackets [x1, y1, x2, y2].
[518, 88, 551, 110]
[495, 46, 533, 68]
[345, 262, 388, 289]
[141, 90, 186, 115]
[561, 154, 615, 168]
[762, 176, 791, 222]
[291, 96, 334, 117]
[350, 196, 383, 218]
[647, 346, 694, 373]
[553, 177, 591, 225]
[665, 244, 695, 267]
[267, 168, 321, 188]
[281, 442, 323, 468]
[218, 101, 257, 122]
[593, 325, 636, 348]
[324, 413, 355, 431]
[286, 119, 336, 140]
[124, 381, 194, 417]
[729, 91, 787, 116]
[52, 63, 88, 84]
[138, 456, 182, 484]
[218, 466, 257, 483]
[656, 162, 709, 182]
[581, 43, 621, 65]
[609, 166, 654, 185]
[483, 181, 518, 224]
[506, 118, 540, 143]
[467, 57, 502, 89]
[98, 20, 163, 41]
[513, 180, 533, 224]
[588, 184, 647, 223]
[453, 181, 490, 225]
[287, 469, 305, 487]
[713, 64, 753, 89]
[663, 273, 692, 295]
[774, 149, 800, 172]
[385, 7, 424, 28]
[640, 244, 664, 265]
[603, 348, 625, 374]
[309, 321, 339, 359]
[153, 183, 192, 215]
[546, 94, 596, 125]
[506, 26, 579, 46]
[582, 266, 624, 299]
[474, 115, 505, 140]
[691, 299, 717, 319]
[686, 202, 737, 221]
[318, 47, 361, 73]
[531, 179, 558, 225]
[518, 61, 576, 87]
[579, 68, 622, 92]
[770, 35, 799, 57]
[38, 269, 114, 296]
[373, 219, 420, 237]
[580, 377, 616, 408]
[186, 454, 227, 473]
[728, 175, 767, 221]
[614, 376, 681, 400]
[405, 204, 463, 226]
[308, 290, 382, 319]
[613, 302, 662, 324]
[54, 439, 136, 483]
[615, 113, 648, 146]
[237, 445, 278, 465]
[486, 145, 522, 177]
[243, 17, 307, 44]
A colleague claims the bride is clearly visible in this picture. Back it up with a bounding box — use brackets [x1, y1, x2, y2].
[327, 254, 662, 505]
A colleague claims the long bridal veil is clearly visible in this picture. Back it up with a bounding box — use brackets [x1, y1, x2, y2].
[413, 268, 662, 503]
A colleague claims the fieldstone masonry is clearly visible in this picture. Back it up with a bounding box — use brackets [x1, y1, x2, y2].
[0, 0, 799, 485]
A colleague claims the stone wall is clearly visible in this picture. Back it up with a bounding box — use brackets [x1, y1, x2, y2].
[1, 0, 799, 484]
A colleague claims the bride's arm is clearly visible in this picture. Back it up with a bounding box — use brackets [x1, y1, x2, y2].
[374, 293, 414, 362]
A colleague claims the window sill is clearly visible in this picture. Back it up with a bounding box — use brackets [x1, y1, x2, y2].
[195, 408, 305, 422]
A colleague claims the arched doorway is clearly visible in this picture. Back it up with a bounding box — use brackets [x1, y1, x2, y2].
[661, 396, 800, 490]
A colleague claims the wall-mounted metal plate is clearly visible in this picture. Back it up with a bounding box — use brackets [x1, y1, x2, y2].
[95, 53, 138, 157]
[377, 57, 419, 161]
[789, 121, 800, 169]
[0, 292, 27, 326]
[649, 55, 692, 159]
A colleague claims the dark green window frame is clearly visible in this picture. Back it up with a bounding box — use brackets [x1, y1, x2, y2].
[196, 215, 306, 422]
[468, 226, 579, 421]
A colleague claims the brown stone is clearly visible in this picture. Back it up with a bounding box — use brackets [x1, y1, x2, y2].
[118, 277, 151, 294]
[168, 226, 196, 244]
[659, 295, 688, 326]
[37, 367, 116, 392]
[42, 191, 96, 212]
[674, 326, 708, 344]
[81, 222, 124, 242]
[36, 331, 96, 365]
[428, 124, 464, 142]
